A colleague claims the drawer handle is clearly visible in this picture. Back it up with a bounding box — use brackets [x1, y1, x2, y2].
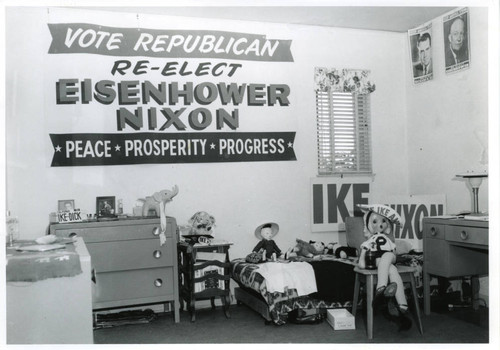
[69, 232, 77, 238]
[460, 230, 469, 240]
[154, 278, 163, 287]
[430, 227, 437, 236]
[152, 227, 160, 236]
[153, 250, 162, 259]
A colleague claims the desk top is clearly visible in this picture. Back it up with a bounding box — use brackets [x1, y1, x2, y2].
[423, 216, 488, 228]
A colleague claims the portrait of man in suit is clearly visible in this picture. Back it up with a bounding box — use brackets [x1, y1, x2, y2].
[413, 32, 433, 77]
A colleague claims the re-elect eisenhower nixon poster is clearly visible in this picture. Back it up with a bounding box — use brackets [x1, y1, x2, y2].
[45, 15, 296, 167]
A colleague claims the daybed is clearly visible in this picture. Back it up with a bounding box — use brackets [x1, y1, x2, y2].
[231, 255, 357, 325]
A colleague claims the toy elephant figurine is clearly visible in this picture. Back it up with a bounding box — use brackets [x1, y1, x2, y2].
[138, 185, 179, 246]
[139, 185, 179, 217]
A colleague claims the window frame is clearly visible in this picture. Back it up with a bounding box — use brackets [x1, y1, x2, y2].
[315, 89, 372, 176]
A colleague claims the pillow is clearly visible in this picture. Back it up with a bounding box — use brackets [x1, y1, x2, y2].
[395, 239, 412, 255]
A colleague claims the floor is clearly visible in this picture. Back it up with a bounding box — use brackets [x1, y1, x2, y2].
[92, 303, 489, 344]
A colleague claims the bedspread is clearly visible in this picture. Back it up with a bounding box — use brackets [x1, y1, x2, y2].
[231, 256, 356, 325]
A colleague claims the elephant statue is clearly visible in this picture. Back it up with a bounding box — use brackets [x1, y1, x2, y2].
[139, 185, 179, 217]
[138, 185, 179, 246]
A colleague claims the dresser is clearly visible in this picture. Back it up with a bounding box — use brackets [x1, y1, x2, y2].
[50, 217, 179, 322]
[422, 217, 488, 315]
[178, 241, 232, 322]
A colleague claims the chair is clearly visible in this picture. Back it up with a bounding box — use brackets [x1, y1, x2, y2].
[345, 216, 424, 339]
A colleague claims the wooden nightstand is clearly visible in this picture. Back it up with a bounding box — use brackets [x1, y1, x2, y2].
[177, 241, 232, 322]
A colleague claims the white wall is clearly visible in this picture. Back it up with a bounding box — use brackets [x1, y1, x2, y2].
[406, 7, 489, 215]
[5, 7, 409, 260]
[405, 7, 490, 302]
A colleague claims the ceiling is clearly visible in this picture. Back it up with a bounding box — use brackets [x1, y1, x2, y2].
[78, 6, 456, 33]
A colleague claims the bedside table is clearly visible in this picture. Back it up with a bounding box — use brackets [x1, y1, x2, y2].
[178, 241, 232, 322]
[422, 217, 488, 315]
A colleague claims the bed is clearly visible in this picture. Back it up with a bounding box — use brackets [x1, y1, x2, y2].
[230, 255, 358, 325]
[230, 253, 423, 325]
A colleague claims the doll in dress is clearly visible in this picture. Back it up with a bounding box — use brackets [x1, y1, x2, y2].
[252, 222, 282, 262]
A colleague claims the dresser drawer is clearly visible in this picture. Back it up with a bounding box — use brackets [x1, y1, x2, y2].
[52, 220, 175, 242]
[446, 225, 488, 246]
[424, 223, 445, 239]
[93, 267, 175, 305]
[87, 238, 174, 272]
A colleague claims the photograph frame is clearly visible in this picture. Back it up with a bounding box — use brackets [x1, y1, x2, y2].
[96, 196, 116, 217]
[58, 199, 75, 212]
[443, 7, 470, 74]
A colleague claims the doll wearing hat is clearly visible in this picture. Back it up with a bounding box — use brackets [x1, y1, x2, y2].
[252, 222, 282, 262]
[358, 204, 412, 331]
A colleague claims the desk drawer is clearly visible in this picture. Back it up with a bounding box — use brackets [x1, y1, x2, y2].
[424, 223, 445, 239]
[446, 225, 488, 246]
[87, 238, 174, 272]
[93, 267, 174, 305]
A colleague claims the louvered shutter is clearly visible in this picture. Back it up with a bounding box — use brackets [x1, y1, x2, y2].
[316, 90, 372, 175]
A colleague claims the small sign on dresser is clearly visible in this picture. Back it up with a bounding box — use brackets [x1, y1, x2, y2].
[57, 209, 83, 223]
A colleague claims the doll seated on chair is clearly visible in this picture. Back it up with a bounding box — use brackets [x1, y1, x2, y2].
[358, 204, 412, 331]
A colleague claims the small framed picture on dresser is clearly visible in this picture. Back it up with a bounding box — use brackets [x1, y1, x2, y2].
[58, 199, 75, 212]
[96, 196, 116, 217]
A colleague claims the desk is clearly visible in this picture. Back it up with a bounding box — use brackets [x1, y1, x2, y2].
[422, 217, 488, 315]
[6, 237, 93, 344]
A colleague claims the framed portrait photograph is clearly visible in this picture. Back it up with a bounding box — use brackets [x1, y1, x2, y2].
[443, 7, 470, 74]
[58, 199, 75, 212]
[408, 22, 433, 84]
[96, 196, 116, 217]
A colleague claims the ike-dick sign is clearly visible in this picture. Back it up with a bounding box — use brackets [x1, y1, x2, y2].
[46, 22, 296, 167]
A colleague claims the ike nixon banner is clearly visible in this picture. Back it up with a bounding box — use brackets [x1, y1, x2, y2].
[47, 22, 296, 167]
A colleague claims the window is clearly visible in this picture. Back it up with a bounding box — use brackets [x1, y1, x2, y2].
[316, 90, 372, 175]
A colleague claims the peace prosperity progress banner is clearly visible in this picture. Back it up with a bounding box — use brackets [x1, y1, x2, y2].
[46, 21, 296, 166]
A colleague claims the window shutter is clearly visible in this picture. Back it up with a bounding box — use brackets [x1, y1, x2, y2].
[316, 90, 372, 175]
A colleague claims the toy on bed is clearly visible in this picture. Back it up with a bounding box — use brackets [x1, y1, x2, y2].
[249, 222, 282, 262]
[325, 242, 358, 259]
[285, 239, 325, 259]
[358, 204, 412, 331]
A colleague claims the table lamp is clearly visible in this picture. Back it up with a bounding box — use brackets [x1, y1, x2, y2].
[455, 171, 488, 215]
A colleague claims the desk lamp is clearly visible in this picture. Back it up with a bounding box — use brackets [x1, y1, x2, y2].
[455, 171, 488, 215]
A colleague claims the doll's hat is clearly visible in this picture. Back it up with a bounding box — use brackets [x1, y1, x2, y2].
[358, 204, 404, 227]
[254, 222, 279, 239]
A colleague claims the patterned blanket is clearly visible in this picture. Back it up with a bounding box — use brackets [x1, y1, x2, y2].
[231, 253, 423, 325]
[230, 256, 356, 325]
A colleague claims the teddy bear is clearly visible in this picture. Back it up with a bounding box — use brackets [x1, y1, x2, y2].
[357, 204, 412, 331]
[187, 211, 216, 236]
[286, 239, 325, 259]
[180, 211, 216, 244]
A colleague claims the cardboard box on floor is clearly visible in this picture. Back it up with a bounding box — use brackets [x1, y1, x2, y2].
[326, 309, 355, 330]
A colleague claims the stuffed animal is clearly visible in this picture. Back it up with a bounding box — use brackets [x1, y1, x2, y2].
[286, 239, 324, 259]
[358, 204, 412, 331]
[180, 211, 216, 245]
[325, 242, 358, 259]
[187, 211, 216, 236]
[252, 222, 282, 262]
[138, 186, 179, 217]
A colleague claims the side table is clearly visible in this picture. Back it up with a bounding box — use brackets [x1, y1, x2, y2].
[178, 241, 232, 322]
